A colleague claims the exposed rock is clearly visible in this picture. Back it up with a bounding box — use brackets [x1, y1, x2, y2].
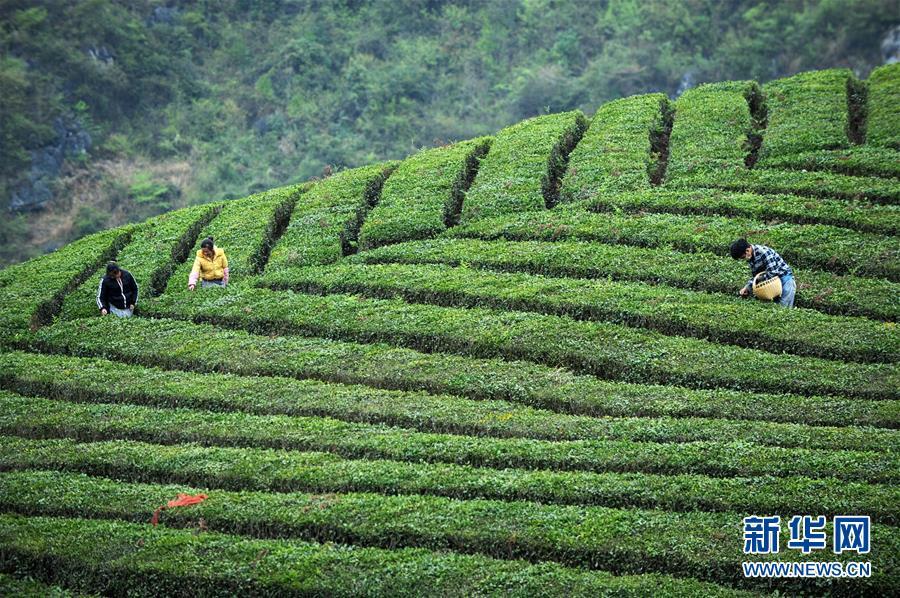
[10, 118, 92, 212]
[882, 24, 900, 64]
[87, 45, 114, 65]
[148, 6, 179, 25]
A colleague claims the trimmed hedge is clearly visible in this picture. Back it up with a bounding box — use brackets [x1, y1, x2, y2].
[269, 262, 899, 363]
[461, 111, 587, 221]
[665, 82, 754, 182]
[668, 166, 900, 204]
[6, 393, 896, 482]
[263, 163, 395, 274]
[560, 93, 668, 200]
[60, 203, 220, 320]
[764, 147, 900, 179]
[0, 226, 135, 339]
[2, 470, 897, 593]
[0, 513, 756, 597]
[3, 350, 895, 451]
[164, 184, 305, 293]
[447, 208, 900, 281]
[586, 188, 899, 235]
[140, 288, 900, 400]
[358, 138, 491, 250]
[758, 68, 851, 163]
[356, 238, 900, 321]
[33, 317, 900, 430]
[3, 436, 896, 524]
[867, 63, 900, 149]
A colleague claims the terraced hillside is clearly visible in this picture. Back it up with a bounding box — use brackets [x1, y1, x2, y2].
[0, 66, 898, 596]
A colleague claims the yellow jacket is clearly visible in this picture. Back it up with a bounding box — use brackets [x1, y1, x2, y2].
[189, 247, 229, 285]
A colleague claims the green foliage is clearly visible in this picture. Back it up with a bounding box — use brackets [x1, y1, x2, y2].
[358, 138, 491, 250]
[0, 226, 134, 337]
[3, 436, 896, 525]
[127, 172, 177, 211]
[262, 163, 395, 277]
[461, 111, 586, 221]
[0, 573, 83, 598]
[4, 350, 895, 451]
[866, 63, 900, 149]
[273, 262, 899, 364]
[447, 207, 900, 282]
[665, 82, 754, 182]
[762, 147, 900, 178]
[586, 189, 900, 235]
[560, 94, 666, 200]
[0, 513, 756, 597]
[758, 69, 851, 163]
[35, 317, 900, 429]
[668, 163, 900, 203]
[3, 393, 897, 483]
[2, 470, 898, 592]
[358, 238, 900, 321]
[138, 288, 900, 400]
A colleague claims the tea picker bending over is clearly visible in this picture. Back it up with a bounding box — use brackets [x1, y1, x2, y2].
[189, 236, 229, 290]
[730, 238, 796, 308]
[97, 261, 138, 317]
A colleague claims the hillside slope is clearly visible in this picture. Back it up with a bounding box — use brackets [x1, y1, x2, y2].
[0, 65, 898, 596]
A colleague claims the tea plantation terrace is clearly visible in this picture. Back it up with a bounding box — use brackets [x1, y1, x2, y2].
[0, 66, 898, 596]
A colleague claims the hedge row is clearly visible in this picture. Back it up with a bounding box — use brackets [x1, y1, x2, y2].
[141, 287, 900, 400]
[4, 436, 895, 524]
[0, 514, 755, 597]
[0, 226, 135, 339]
[33, 317, 900, 429]
[560, 93, 668, 200]
[763, 147, 900, 179]
[665, 82, 754, 182]
[3, 350, 894, 451]
[461, 111, 587, 221]
[757, 68, 851, 163]
[668, 166, 900, 204]
[447, 208, 900, 282]
[3, 470, 897, 593]
[0, 573, 85, 598]
[272, 262, 899, 364]
[263, 163, 395, 274]
[163, 184, 305, 293]
[586, 188, 899, 235]
[866, 63, 900, 148]
[357, 138, 491, 250]
[60, 203, 220, 320]
[5, 392, 895, 482]
[356, 238, 899, 321]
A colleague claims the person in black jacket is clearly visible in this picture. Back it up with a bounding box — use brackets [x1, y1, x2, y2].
[97, 262, 138, 317]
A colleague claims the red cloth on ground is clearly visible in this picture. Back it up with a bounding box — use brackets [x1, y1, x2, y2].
[151, 493, 208, 526]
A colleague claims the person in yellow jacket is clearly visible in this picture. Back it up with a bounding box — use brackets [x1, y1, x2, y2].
[188, 237, 229, 290]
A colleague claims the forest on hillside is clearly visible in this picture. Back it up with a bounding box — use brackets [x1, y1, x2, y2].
[0, 0, 897, 265]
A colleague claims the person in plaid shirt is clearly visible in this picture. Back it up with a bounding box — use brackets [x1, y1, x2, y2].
[730, 238, 796, 308]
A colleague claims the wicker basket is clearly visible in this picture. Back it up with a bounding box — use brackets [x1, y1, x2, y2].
[752, 271, 782, 301]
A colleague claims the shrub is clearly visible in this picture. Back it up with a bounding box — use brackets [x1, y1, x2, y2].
[358, 138, 490, 250]
[757, 68, 851, 163]
[866, 63, 900, 149]
[262, 163, 395, 276]
[33, 317, 900, 428]
[763, 147, 900, 179]
[560, 93, 668, 200]
[3, 436, 895, 523]
[274, 262, 899, 363]
[665, 81, 754, 183]
[358, 238, 900, 321]
[446, 208, 900, 281]
[0, 513, 755, 597]
[461, 111, 587, 221]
